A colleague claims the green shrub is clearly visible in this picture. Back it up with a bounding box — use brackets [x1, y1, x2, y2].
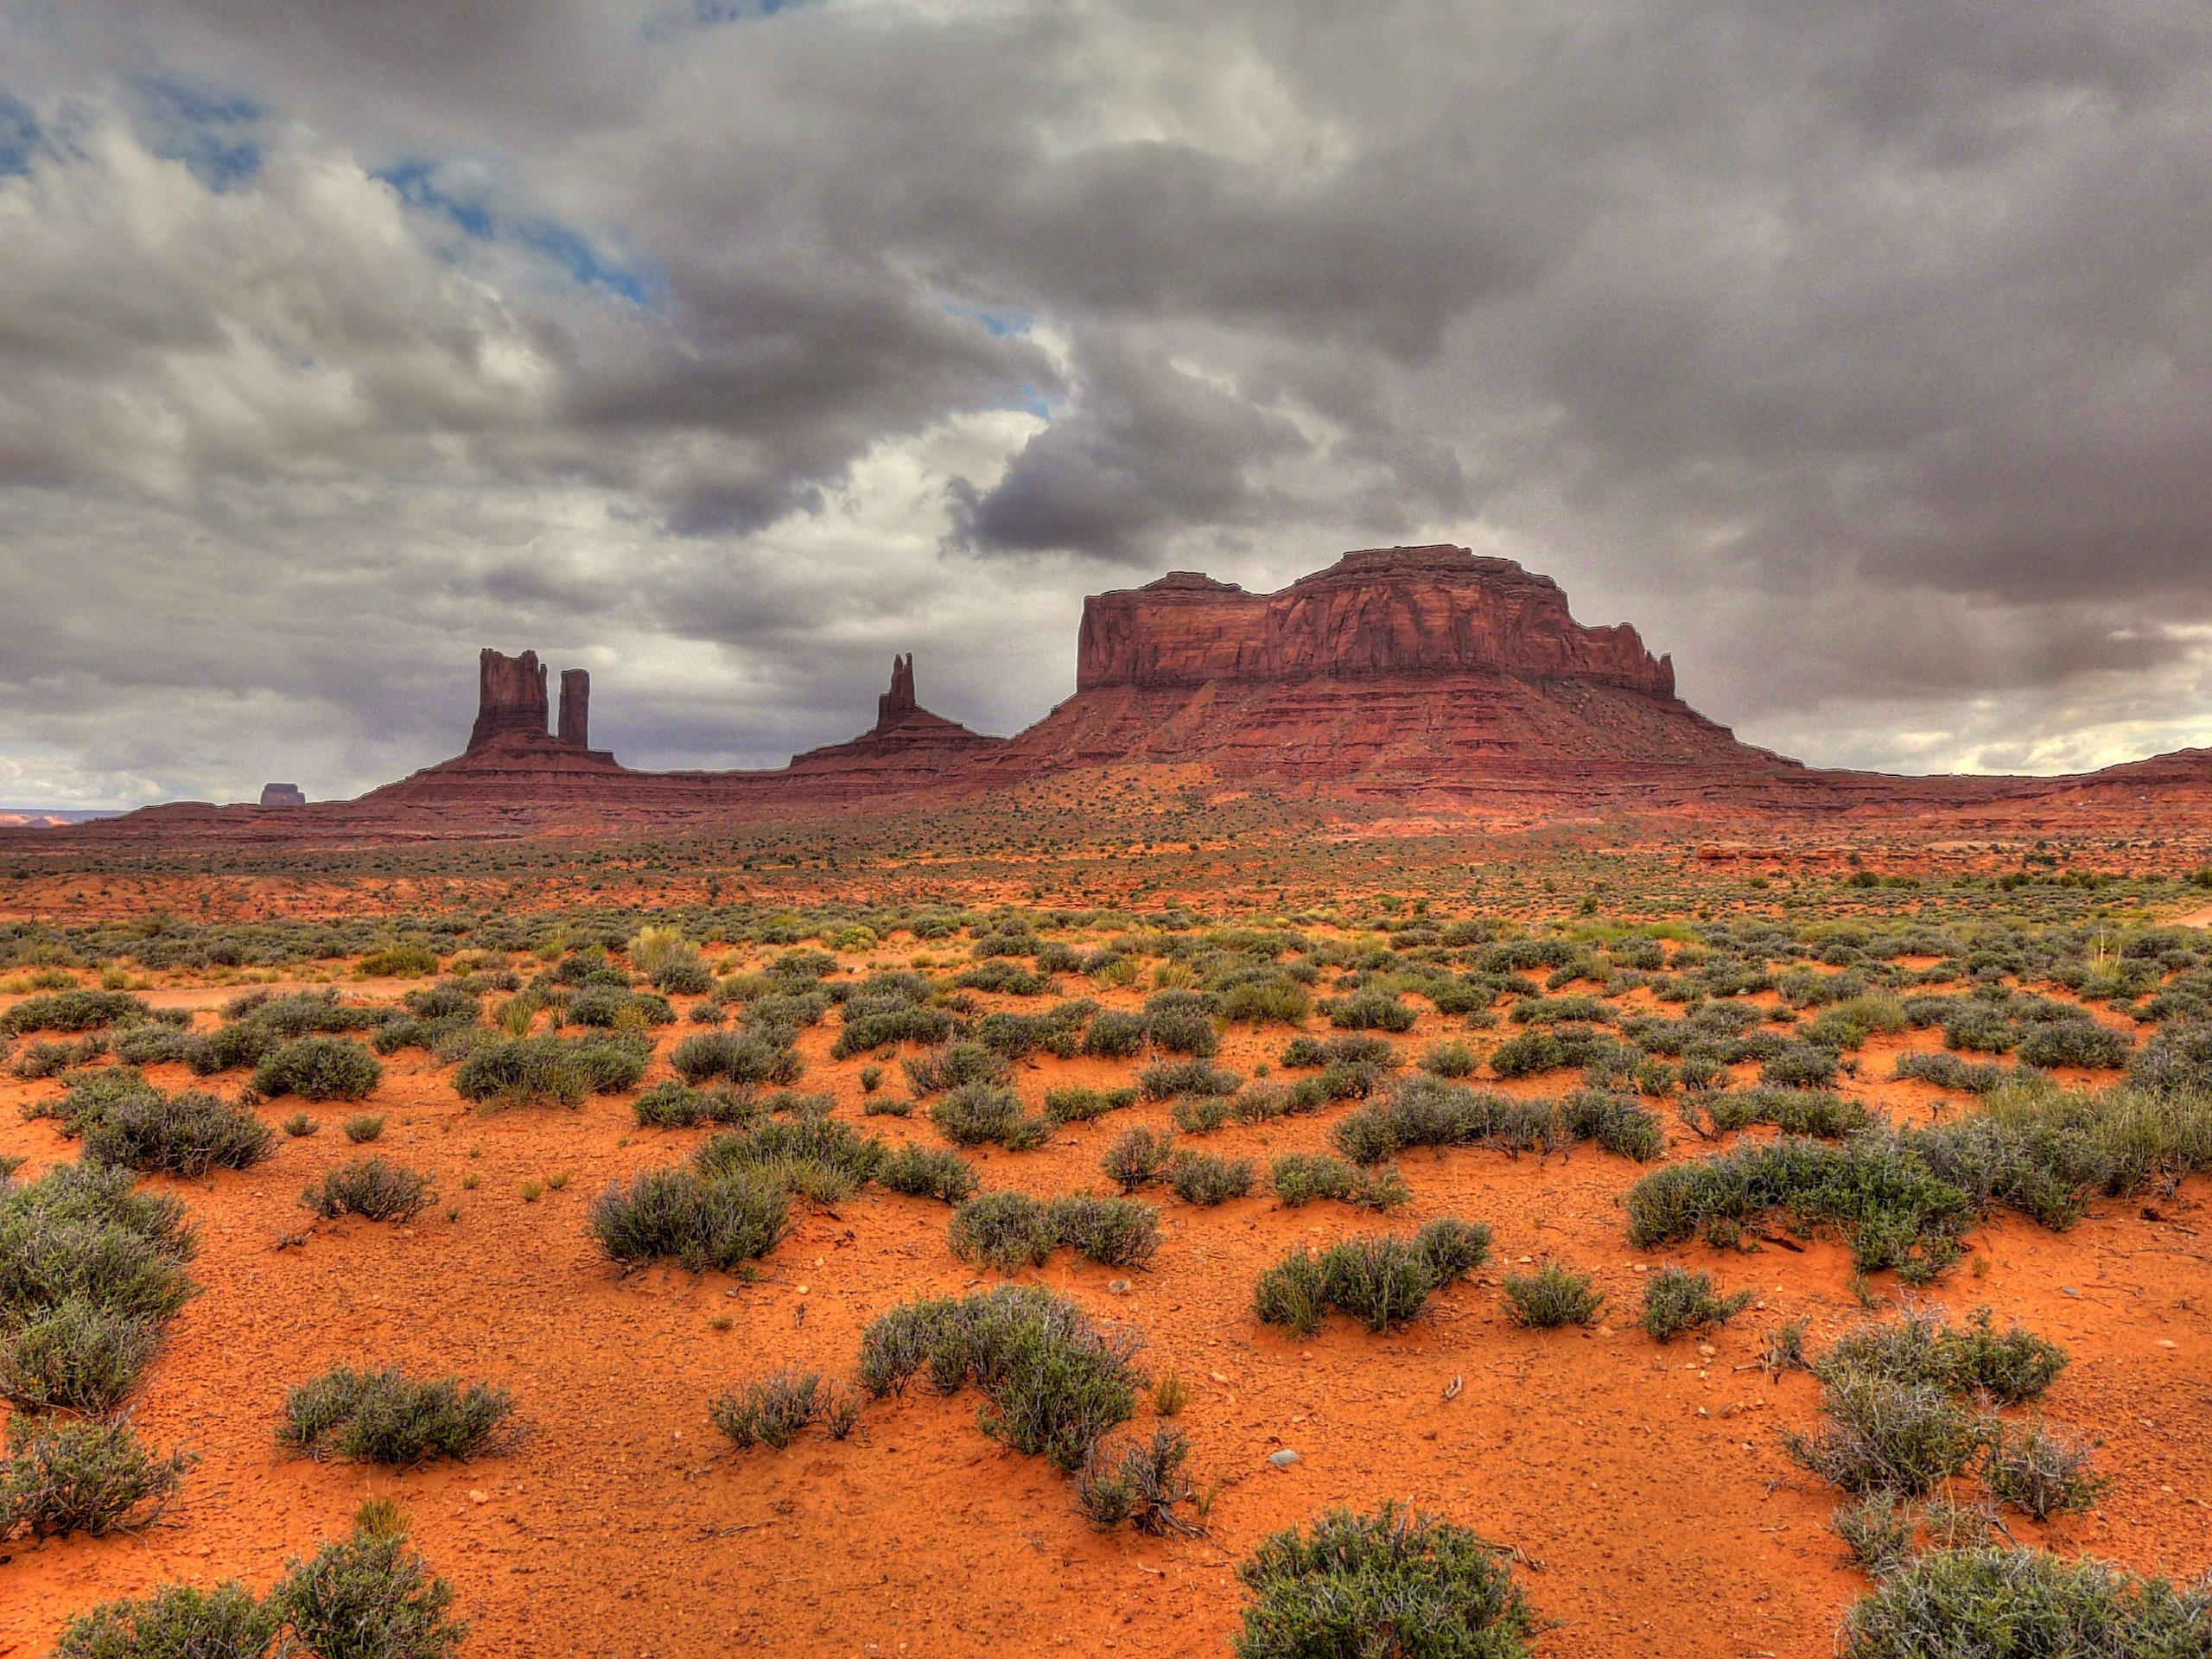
[1333, 1077, 1663, 1166]
[1076, 1426, 1197, 1535]
[1081, 1011, 1149, 1058]
[1043, 1084, 1138, 1123]
[1831, 1492, 1915, 1575]
[588, 1167, 787, 1272]
[1985, 1422, 2105, 1519]
[1503, 1261, 1605, 1328]
[1217, 978, 1311, 1026]
[252, 1037, 382, 1103]
[1693, 1087, 1872, 1139]
[2130, 1023, 2212, 1096]
[1102, 1126, 1175, 1192]
[1166, 1152, 1254, 1205]
[1324, 989, 1418, 1033]
[1137, 1058, 1241, 1100]
[948, 1191, 1055, 1271]
[666, 1030, 799, 1090]
[50, 1581, 277, 1659]
[562, 987, 676, 1029]
[276, 1527, 467, 1659]
[1783, 1373, 1988, 1497]
[930, 1082, 1050, 1150]
[902, 1039, 1010, 1096]
[1268, 1153, 1408, 1211]
[341, 1114, 384, 1144]
[0, 1300, 160, 1414]
[694, 1113, 887, 1202]
[1257, 1222, 1487, 1336]
[711, 1370, 830, 1450]
[68, 1085, 273, 1177]
[1636, 1258, 1748, 1333]
[358, 944, 442, 978]
[832, 1002, 955, 1058]
[1762, 1043, 1840, 1089]
[281, 1366, 515, 1465]
[454, 1032, 655, 1105]
[875, 1145, 978, 1203]
[1817, 1307, 2068, 1404]
[0, 1415, 193, 1540]
[300, 1159, 432, 1224]
[1046, 1194, 1160, 1268]
[1233, 1503, 1534, 1659]
[2016, 1021, 2131, 1071]
[855, 1285, 1140, 1471]
[3, 990, 151, 1034]
[1144, 992, 1219, 1057]
[631, 1079, 753, 1128]
[1421, 1040, 1478, 1078]
[1840, 1548, 2211, 1659]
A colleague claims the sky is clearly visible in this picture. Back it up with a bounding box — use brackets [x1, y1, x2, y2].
[2, 0, 2210, 806]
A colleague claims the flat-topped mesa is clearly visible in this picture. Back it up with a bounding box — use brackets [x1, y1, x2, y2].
[1076, 545, 1675, 696]
[469, 649, 550, 749]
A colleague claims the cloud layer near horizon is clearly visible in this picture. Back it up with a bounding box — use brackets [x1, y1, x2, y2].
[3, 0, 2211, 804]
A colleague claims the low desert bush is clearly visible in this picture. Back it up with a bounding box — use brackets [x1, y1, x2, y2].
[1102, 1126, 1176, 1192]
[588, 1167, 788, 1273]
[930, 1082, 1050, 1151]
[1268, 1153, 1409, 1211]
[1816, 1306, 2068, 1404]
[1984, 1422, 2106, 1519]
[1840, 1548, 2211, 1659]
[1503, 1261, 1605, 1329]
[855, 1284, 1141, 1471]
[1166, 1152, 1254, 1205]
[1832, 1492, 1916, 1575]
[1137, 1058, 1241, 1101]
[0, 1300, 162, 1414]
[631, 1079, 753, 1129]
[459, 1033, 654, 1105]
[0, 1415, 193, 1540]
[49, 1580, 279, 1659]
[1044, 1084, 1138, 1123]
[252, 1037, 382, 1103]
[1783, 1372, 1988, 1497]
[281, 1366, 515, 1465]
[947, 1192, 1161, 1271]
[1639, 1266, 1753, 1342]
[1232, 1503, 1534, 1659]
[277, 1523, 467, 1659]
[1256, 1220, 1488, 1336]
[710, 1370, 844, 1450]
[902, 1039, 1010, 1096]
[875, 1145, 978, 1203]
[1077, 1425, 1198, 1535]
[300, 1159, 432, 1224]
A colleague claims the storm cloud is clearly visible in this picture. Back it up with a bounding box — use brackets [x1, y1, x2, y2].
[2, 0, 2209, 804]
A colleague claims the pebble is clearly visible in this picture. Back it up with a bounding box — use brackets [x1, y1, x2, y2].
[1107, 1279, 1132, 1294]
[467, 1490, 488, 1504]
[2061, 1285, 2081, 1297]
[1268, 1449, 1300, 1468]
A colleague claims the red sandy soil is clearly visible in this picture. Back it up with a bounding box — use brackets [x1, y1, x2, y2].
[3, 965, 2209, 1659]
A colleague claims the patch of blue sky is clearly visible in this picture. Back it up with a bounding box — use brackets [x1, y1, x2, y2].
[0, 90, 36, 176]
[131, 78, 264, 188]
[942, 300, 1036, 339]
[377, 161, 662, 307]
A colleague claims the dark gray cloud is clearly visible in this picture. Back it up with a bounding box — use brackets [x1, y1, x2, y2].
[0, 0, 2209, 804]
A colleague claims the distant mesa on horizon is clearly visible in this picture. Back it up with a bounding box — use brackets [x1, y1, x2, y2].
[30, 543, 2212, 839]
[259, 783, 307, 808]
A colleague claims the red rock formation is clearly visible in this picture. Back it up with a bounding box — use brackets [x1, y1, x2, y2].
[785, 657, 1005, 785]
[1077, 547, 1672, 695]
[558, 670, 591, 750]
[469, 650, 550, 750]
[259, 784, 307, 807]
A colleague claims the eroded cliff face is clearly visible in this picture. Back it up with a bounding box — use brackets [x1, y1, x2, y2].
[1076, 546, 1673, 696]
[469, 650, 552, 750]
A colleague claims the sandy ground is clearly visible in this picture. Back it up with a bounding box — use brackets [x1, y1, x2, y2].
[3, 986, 2209, 1659]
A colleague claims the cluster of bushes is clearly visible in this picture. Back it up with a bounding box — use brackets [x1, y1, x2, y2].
[1788, 1309, 2102, 1574]
[711, 1369, 861, 1449]
[1332, 1077, 1665, 1165]
[281, 1366, 516, 1465]
[947, 1190, 1161, 1271]
[26, 1067, 273, 1176]
[456, 1032, 650, 1107]
[1254, 1220, 1491, 1336]
[592, 1110, 973, 1271]
[49, 1509, 466, 1659]
[301, 1159, 433, 1224]
[1629, 1079, 2212, 1281]
[1232, 1503, 1533, 1659]
[0, 1160, 198, 1420]
[856, 1285, 1143, 1473]
[1268, 1152, 1411, 1211]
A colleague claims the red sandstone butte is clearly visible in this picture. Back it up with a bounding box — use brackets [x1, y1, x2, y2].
[783, 655, 1006, 785]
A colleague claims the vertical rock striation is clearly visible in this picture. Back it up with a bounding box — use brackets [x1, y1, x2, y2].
[558, 669, 591, 750]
